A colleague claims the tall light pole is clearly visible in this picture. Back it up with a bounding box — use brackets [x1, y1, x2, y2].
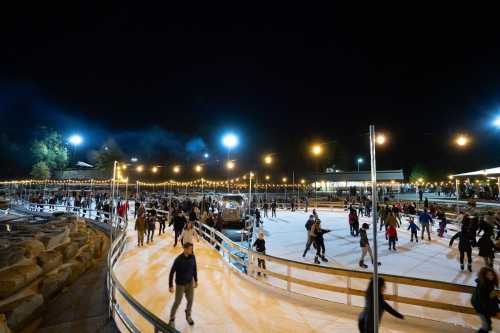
[311, 144, 323, 207]
[222, 133, 239, 193]
[369, 127, 386, 333]
[68, 134, 83, 165]
[357, 157, 364, 172]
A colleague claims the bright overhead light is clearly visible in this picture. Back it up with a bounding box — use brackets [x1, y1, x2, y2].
[493, 116, 500, 128]
[195, 165, 202, 173]
[173, 165, 181, 174]
[375, 134, 386, 145]
[311, 144, 322, 156]
[222, 133, 239, 149]
[455, 135, 469, 147]
[282, 177, 287, 183]
[136, 165, 144, 172]
[226, 160, 235, 170]
[357, 158, 364, 163]
[131, 157, 138, 162]
[264, 155, 273, 164]
[203, 153, 209, 159]
[68, 134, 83, 146]
[265, 175, 270, 180]
[151, 166, 158, 173]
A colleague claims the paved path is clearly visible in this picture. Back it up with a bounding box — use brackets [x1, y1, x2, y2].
[113, 220, 478, 333]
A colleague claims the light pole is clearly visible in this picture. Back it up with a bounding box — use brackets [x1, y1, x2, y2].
[222, 133, 239, 193]
[369, 127, 386, 333]
[357, 157, 364, 172]
[68, 134, 83, 165]
[282, 177, 288, 204]
[311, 144, 323, 207]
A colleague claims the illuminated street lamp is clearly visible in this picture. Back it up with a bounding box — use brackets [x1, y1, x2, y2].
[375, 134, 386, 145]
[130, 157, 138, 163]
[203, 153, 209, 159]
[151, 166, 158, 173]
[455, 135, 469, 147]
[493, 116, 500, 128]
[357, 157, 364, 172]
[195, 164, 203, 173]
[311, 144, 322, 156]
[68, 134, 83, 146]
[173, 165, 180, 174]
[222, 133, 239, 192]
[136, 165, 144, 173]
[265, 175, 270, 180]
[226, 160, 235, 170]
[264, 155, 273, 165]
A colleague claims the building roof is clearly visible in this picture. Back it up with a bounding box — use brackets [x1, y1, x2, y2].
[312, 170, 404, 182]
[452, 167, 500, 177]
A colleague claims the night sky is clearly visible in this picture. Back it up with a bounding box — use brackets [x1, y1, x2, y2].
[1, 5, 500, 180]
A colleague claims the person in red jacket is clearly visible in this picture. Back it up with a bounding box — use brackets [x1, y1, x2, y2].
[386, 224, 398, 251]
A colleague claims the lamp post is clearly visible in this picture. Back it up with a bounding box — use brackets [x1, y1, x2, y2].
[357, 157, 364, 172]
[311, 144, 323, 207]
[222, 133, 239, 193]
[68, 134, 83, 165]
[369, 126, 386, 333]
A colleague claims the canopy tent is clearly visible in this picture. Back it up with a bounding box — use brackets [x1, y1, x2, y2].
[452, 167, 500, 177]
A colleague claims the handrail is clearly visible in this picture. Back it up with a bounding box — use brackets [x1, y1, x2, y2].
[14, 200, 178, 333]
[192, 218, 500, 323]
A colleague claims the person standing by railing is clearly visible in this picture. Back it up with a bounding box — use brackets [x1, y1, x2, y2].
[253, 232, 266, 276]
[168, 242, 198, 328]
[471, 267, 499, 333]
[358, 277, 404, 333]
[180, 222, 199, 247]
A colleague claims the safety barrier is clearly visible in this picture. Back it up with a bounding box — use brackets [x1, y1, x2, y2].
[14, 201, 178, 333]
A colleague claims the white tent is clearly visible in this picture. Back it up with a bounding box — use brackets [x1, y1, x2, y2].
[452, 167, 500, 177]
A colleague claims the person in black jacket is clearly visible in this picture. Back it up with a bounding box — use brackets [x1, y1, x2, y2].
[477, 232, 498, 269]
[471, 267, 499, 332]
[312, 220, 331, 264]
[173, 210, 187, 247]
[359, 223, 380, 269]
[358, 277, 404, 333]
[252, 232, 266, 276]
[146, 208, 156, 243]
[449, 224, 474, 272]
[168, 242, 198, 328]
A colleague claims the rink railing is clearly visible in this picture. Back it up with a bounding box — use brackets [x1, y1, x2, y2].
[191, 218, 500, 323]
[14, 201, 179, 333]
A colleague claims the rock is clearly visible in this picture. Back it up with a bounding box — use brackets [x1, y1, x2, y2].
[37, 227, 69, 250]
[64, 260, 85, 284]
[39, 267, 71, 299]
[0, 247, 26, 270]
[54, 242, 79, 262]
[36, 251, 63, 273]
[0, 264, 43, 298]
[17, 240, 45, 259]
[0, 294, 44, 332]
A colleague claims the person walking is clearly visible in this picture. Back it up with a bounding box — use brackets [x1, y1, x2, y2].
[449, 224, 474, 272]
[407, 217, 420, 242]
[158, 212, 166, 236]
[168, 242, 198, 328]
[252, 232, 266, 276]
[271, 200, 277, 218]
[134, 200, 140, 218]
[304, 196, 309, 213]
[180, 221, 199, 247]
[255, 208, 261, 226]
[263, 201, 269, 218]
[146, 207, 156, 244]
[358, 277, 404, 333]
[349, 209, 359, 237]
[419, 208, 433, 241]
[477, 232, 497, 269]
[173, 210, 187, 247]
[135, 202, 146, 247]
[471, 267, 499, 333]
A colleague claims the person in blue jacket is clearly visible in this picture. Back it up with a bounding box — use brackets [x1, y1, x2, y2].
[407, 217, 420, 242]
[418, 208, 433, 241]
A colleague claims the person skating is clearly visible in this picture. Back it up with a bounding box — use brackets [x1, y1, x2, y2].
[386, 224, 398, 251]
[419, 208, 433, 241]
[135, 202, 146, 247]
[437, 209, 447, 237]
[180, 221, 199, 247]
[449, 224, 474, 272]
[252, 232, 266, 276]
[146, 207, 156, 244]
[471, 267, 499, 333]
[271, 200, 277, 218]
[358, 277, 404, 333]
[173, 210, 187, 247]
[312, 220, 331, 264]
[349, 209, 359, 237]
[255, 208, 261, 226]
[407, 217, 420, 242]
[477, 232, 498, 269]
[168, 242, 198, 328]
[359, 223, 381, 268]
[302, 216, 318, 258]
[263, 201, 269, 217]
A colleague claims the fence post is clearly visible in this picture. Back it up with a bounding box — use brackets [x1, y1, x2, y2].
[347, 277, 352, 306]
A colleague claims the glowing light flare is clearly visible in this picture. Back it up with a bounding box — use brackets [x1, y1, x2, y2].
[68, 134, 83, 146]
[264, 155, 273, 164]
[375, 134, 386, 145]
[265, 175, 270, 180]
[226, 160, 235, 170]
[222, 133, 239, 149]
[311, 144, 322, 156]
[455, 135, 469, 147]
[282, 177, 287, 183]
[493, 116, 500, 128]
[173, 166, 181, 174]
[300, 179, 306, 184]
[357, 158, 364, 163]
[151, 166, 158, 173]
[136, 165, 144, 173]
[195, 165, 202, 173]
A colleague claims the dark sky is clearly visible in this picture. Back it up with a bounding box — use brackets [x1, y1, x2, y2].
[1, 5, 500, 180]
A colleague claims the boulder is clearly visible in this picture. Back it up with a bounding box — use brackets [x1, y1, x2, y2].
[36, 251, 63, 273]
[0, 247, 26, 270]
[64, 260, 85, 284]
[39, 267, 71, 299]
[0, 294, 44, 332]
[0, 264, 42, 299]
[17, 240, 45, 259]
[54, 242, 79, 262]
[37, 227, 69, 250]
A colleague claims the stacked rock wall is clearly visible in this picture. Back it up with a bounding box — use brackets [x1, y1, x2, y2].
[0, 215, 108, 332]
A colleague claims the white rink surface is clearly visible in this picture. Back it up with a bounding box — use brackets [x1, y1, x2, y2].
[260, 208, 500, 286]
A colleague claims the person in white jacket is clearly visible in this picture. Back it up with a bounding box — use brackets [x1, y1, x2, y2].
[180, 222, 199, 246]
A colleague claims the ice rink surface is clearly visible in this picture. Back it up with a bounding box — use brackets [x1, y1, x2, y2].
[259, 208, 500, 286]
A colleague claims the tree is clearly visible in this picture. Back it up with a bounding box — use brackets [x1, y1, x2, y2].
[409, 164, 428, 183]
[89, 139, 125, 171]
[30, 161, 50, 179]
[31, 131, 68, 172]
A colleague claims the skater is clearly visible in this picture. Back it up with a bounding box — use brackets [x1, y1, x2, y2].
[349, 209, 360, 237]
[173, 210, 187, 247]
[168, 242, 198, 328]
[418, 208, 433, 241]
[358, 277, 404, 333]
[449, 224, 474, 272]
[158, 212, 166, 235]
[263, 201, 269, 217]
[302, 216, 318, 258]
[471, 267, 499, 333]
[312, 220, 331, 264]
[271, 200, 277, 218]
[437, 209, 447, 237]
[477, 232, 497, 269]
[252, 232, 266, 275]
[255, 208, 261, 226]
[135, 202, 146, 247]
[407, 217, 420, 242]
[359, 223, 380, 268]
[180, 221, 199, 247]
[134, 200, 140, 218]
[386, 224, 398, 251]
[146, 208, 156, 243]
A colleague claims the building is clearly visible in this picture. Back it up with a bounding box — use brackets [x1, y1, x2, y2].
[310, 169, 404, 193]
